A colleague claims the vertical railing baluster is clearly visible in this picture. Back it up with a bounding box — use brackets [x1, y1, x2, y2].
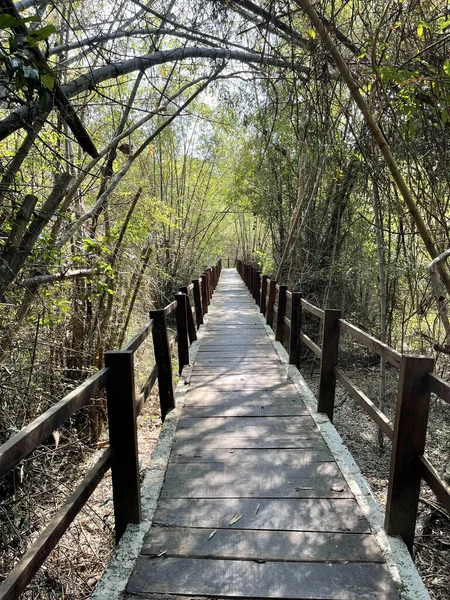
[384, 355, 434, 553]
[275, 285, 287, 344]
[193, 278, 203, 327]
[105, 350, 141, 543]
[176, 293, 189, 374]
[150, 308, 175, 421]
[180, 286, 197, 342]
[201, 273, 208, 315]
[266, 279, 276, 329]
[289, 292, 302, 367]
[317, 309, 341, 421]
[261, 275, 268, 315]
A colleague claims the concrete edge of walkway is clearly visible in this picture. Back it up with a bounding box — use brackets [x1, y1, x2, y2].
[254, 308, 430, 600]
[91, 312, 211, 600]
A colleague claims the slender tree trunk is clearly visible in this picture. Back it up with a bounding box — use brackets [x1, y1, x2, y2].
[372, 177, 387, 449]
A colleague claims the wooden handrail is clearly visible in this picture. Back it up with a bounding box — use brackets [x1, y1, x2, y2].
[299, 332, 322, 358]
[419, 456, 450, 513]
[428, 372, 450, 405]
[338, 319, 402, 369]
[334, 367, 394, 439]
[301, 298, 324, 319]
[0, 367, 109, 479]
[123, 319, 153, 352]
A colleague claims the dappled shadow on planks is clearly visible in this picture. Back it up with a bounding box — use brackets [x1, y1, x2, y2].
[125, 269, 400, 600]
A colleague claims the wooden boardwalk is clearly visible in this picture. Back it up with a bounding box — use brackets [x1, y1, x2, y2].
[125, 269, 400, 599]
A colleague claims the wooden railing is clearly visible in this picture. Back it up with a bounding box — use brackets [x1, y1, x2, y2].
[236, 259, 450, 554]
[0, 260, 222, 600]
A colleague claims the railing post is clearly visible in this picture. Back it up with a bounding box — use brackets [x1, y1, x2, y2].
[180, 286, 197, 342]
[192, 278, 203, 327]
[254, 271, 261, 307]
[384, 354, 434, 553]
[266, 279, 276, 329]
[150, 308, 175, 420]
[228, 257, 230, 268]
[105, 350, 141, 543]
[289, 292, 302, 367]
[207, 268, 213, 302]
[261, 275, 268, 315]
[176, 293, 189, 374]
[201, 273, 208, 315]
[275, 285, 287, 343]
[317, 309, 341, 421]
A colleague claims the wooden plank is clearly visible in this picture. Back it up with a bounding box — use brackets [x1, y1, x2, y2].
[153, 498, 370, 532]
[190, 365, 286, 374]
[160, 463, 351, 499]
[142, 527, 384, 562]
[189, 374, 288, 385]
[193, 358, 279, 366]
[180, 403, 309, 417]
[172, 436, 326, 451]
[176, 416, 317, 437]
[187, 381, 296, 392]
[127, 557, 399, 599]
[170, 448, 333, 464]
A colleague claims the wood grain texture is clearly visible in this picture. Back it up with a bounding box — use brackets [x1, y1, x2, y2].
[142, 526, 384, 562]
[160, 463, 351, 499]
[153, 498, 370, 532]
[127, 557, 399, 598]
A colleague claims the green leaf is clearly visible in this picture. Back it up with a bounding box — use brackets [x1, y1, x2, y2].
[0, 14, 39, 29]
[27, 24, 56, 42]
[40, 73, 55, 90]
[0, 14, 21, 29]
[444, 60, 450, 77]
[416, 21, 430, 38]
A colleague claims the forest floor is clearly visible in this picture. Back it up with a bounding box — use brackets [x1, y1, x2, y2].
[303, 354, 450, 600]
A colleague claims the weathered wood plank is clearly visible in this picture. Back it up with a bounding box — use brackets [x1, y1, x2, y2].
[180, 403, 309, 417]
[170, 448, 333, 464]
[153, 498, 370, 532]
[160, 463, 351, 499]
[187, 380, 298, 392]
[188, 374, 288, 387]
[127, 557, 399, 598]
[176, 416, 317, 437]
[172, 435, 326, 451]
[182, 390, 304, 402]
[142, 526, 384, 563]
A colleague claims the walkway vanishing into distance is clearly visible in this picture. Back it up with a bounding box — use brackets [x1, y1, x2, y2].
[123, 269, 400, 599]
